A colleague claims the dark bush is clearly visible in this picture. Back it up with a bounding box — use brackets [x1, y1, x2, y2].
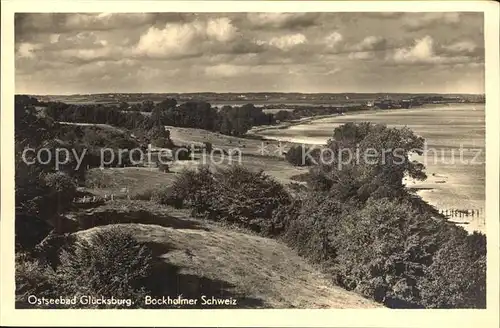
[210, 166, 292, 234]
[56, 227, 154, 308]
[282, 193, 344, 263]
[285, 145, 315, 166]
[277, 187, 486, 309]
[274, 110, 293, 122]
[15, 168, 77, 250]
[418, 231, 486, 308]
[329, 198, 445, 305]
[170, 166, 215, 212]
[170, 165, 292, 235]
[152, 186, 185, 208]
[15, 252, 58, 308]
[43, 172, 78, 212]
[172, 146, 192, 161]
[15, 214, 54, 252]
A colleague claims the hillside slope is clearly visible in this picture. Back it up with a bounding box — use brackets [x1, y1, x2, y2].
[71, 203, 381, 309]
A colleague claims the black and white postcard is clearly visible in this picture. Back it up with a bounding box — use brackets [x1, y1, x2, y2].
[1, 1, 499, 327]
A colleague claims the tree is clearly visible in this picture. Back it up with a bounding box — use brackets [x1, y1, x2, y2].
[308, 123, 427, 201]
[141, 100, 155, 112]
[275, 110, 293, 122]
[217, 106, 252, 136]
[43, 172, 77, 216]
[148, 126, 174, 149]
[158, 98, 177, 109]
[118, 102, 130, 110]
[15, 99, 86, 250]
[150, 107, 164, 126]
[330, 198, 442, 306]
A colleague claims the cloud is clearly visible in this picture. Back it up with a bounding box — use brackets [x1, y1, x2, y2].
[134, 22, 204, 58]
[58, 47, 118, 62]
[206, 17, 237, 42]
[265, 33, 307, 51]
[345, 36, 388, 60]
[324, 32, 343, 50]
[389, 36, 479, 65]
[65, 31, 109, 48]
[364, 13, 404, 19]
[134, 18, 239, 58]
[17, 43, 42, 58]
[246, 13, 319, 29]
[391, 36, 441, 63]
[349, 52, 377, 60]
[14, 12, 485, 94]
[442, 40, 481, 56]
[15, 13, 161, 43]
[205, 63, 291, 78]
[205, 64, 248, 77]
[325, 67, 341, 75]
[350, 36, 387, 52]
[62, 13, 158, 31]
[49, 34, 60, 44]
[403, 13, 461, 30]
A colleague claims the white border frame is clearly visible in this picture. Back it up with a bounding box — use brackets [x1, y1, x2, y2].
[1, 1, 499, 327]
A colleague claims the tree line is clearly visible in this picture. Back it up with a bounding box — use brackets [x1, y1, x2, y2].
[39, 97, 275, 137]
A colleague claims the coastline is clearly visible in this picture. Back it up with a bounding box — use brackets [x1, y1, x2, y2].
[248, 106, 419, 136]
[251, 105, 486, 234]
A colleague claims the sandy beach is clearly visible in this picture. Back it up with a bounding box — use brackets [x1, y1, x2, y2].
[252, 104, 486, 234]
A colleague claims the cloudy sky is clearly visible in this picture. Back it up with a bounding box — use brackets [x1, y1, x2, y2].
[15, 12, 484, 95]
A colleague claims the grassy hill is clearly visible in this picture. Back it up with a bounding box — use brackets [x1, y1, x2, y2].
[69, 201, 381, 309]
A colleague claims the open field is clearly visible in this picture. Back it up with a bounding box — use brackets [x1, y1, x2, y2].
[253, 104, 486, 234]
[167, 125, 293, 156]
[84, 167, 178, 198]
[84, 152, 308, 199]
[63, 122, 308, 199]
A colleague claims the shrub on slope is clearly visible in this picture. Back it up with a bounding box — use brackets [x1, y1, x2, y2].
[281, 193, 486, 308]
[15, 252, 58, 308]
[56, 227, 155, 308]
[330, 197, 447, 306]
[418, 231, 486, 308]
[157, 165, 292, 235]
[282, 193, 344, 263]
[210, 165, 293, 234]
